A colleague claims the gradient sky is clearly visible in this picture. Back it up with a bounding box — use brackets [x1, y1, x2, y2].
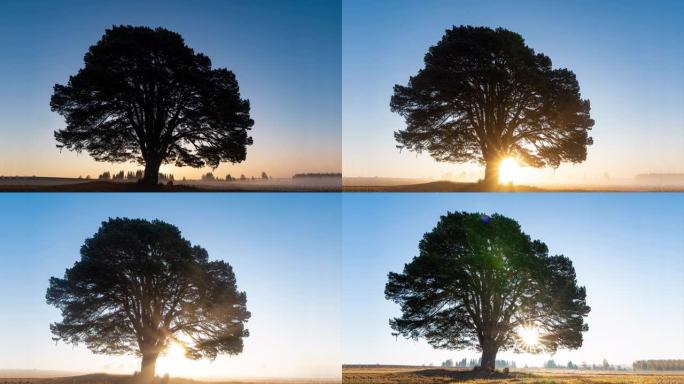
[342, 193, 684, 367]
[0, 0, 341, 179]
[0, 194, 341, 379]
[343, 0, 684, 183]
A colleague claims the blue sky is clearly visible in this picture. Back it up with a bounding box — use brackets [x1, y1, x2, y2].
[0, 0, 341, 179]
[342, 193, 684, 366]
[0, 193, 341, 379]
[343, 0, 684, 183]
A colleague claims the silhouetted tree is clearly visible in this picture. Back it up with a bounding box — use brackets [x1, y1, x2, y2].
[52, 25, 254, 186]
[385, 212, 590, 372]
[261, 171, 268, 180]
[98, 171, 111, 180]
[391, 26, 594, 186]
[46, 218, 250, 382]
[201, 172, 215, 181]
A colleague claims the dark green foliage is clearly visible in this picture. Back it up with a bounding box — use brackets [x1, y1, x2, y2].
[391, 26, 594, 185]
[52, 25, 254, 185]
[46, 218, 250, 379]
[385, 212, 589, 371]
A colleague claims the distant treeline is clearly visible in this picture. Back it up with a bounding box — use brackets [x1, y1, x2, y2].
[440, 358, 628, 371]
[96, 170, 174, 182]
[89, 170, 274, 182]
[542, 359, 626, 371]
[442, 358, 517, 369]
[292, 172, 342, 179]
[633, 360, 684, 371]
[209, 171, 270, 181]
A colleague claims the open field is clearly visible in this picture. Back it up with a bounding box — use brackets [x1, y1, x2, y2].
[342, 178, 684, 192]
[0, 373, 339, 384]
[342, 366, 684, 384]
[0, 177, 341, 192]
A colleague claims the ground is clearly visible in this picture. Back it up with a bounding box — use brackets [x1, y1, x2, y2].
[342, 178, 684, 192]
[0, 177, 341, 192]
[342, 366, 684, 384]
[0, 373, 338, 384]
[343, 181, 548, 192]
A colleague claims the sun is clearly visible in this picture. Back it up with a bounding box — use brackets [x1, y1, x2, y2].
[156, 341, 194, 377]
[517, 326, 540, 350]
[165, 341, 187, 359]
[499, 157, 522, 184]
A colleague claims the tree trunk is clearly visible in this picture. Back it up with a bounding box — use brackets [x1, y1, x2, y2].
[480, 339, 498, 372]
[139, 352, 159, 383]
[142, 158, 161, 186]
[483, 160, 500, 186]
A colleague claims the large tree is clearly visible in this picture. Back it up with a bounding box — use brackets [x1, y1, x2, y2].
[385, 212, 589, 372]
[391, 26, 594, 185]
[51, 25, 254, 186]
[46, 218, 250, 381]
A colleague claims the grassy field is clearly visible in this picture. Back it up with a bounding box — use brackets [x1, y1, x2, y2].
[342, 366, 684, 384]
[0, 373, 339, 384]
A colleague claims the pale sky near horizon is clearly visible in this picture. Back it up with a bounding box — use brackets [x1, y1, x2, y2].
[0, 0, 341, 179]
[343, 0, 684, 184]
[0, 194, 341, 379]
[342, 193, 684, 367]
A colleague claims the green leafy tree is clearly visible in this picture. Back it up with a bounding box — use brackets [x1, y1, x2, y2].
[391, 26, 594, 186]
[46, 218, 250, 381]
[385, 212, 589, 372]
[51, 25, 254, 186]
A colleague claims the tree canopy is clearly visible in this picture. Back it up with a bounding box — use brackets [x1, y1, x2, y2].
[46, 218, 250, 380]
[52, 25, 254, 185]
[385, 212, 589, 372]
[391, 26, 594, 185]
